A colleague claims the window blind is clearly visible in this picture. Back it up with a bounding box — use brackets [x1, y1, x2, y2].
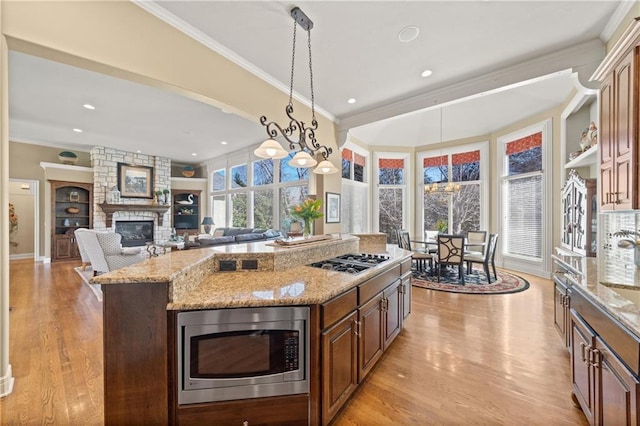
[505, 175, 542, 259]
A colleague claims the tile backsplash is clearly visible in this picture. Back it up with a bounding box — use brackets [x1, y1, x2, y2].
[599, 212, 640, 285]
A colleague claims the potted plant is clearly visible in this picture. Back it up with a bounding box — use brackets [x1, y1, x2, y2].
[435, 219, 448, 234]
[162, 189, 171, 205]
[290, 198, 323, 238]
[154, 190, 163, 204]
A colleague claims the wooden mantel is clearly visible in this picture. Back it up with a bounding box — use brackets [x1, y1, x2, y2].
[98, 202, 170, 227]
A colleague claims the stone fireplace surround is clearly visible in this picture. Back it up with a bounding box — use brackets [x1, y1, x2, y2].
[91, 146, 172, 243]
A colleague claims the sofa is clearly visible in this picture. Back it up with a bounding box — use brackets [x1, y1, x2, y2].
[196, 227, 282, 247]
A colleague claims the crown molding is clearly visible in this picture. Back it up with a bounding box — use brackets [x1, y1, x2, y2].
[133, 1, 336, 123]
[39, 162, 94, 173]
[600, 1, 636, 43]
[338, 39, 605, 133]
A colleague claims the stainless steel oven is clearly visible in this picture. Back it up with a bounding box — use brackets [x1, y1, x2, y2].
[177, 306, 309, 404]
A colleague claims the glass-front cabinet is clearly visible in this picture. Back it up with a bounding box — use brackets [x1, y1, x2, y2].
[561, 170, 596, 257]
[50, 180, 93, 261]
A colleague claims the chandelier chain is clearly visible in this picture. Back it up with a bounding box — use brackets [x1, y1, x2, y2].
[289, 18, 297, 106]
[307, 29, 316, 121]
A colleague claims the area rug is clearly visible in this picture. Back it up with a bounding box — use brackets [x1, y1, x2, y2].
[74, 266, 103, 302]
[411, 268, 530, 295]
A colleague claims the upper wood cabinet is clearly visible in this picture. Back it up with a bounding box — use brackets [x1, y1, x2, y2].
[591, 19, 640, 210]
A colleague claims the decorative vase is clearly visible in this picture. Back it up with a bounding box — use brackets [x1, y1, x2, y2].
[303, 219, 312, 238]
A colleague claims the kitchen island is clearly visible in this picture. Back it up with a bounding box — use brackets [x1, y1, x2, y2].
[92, 234, 412, 425]
[552, 249, 640, 425]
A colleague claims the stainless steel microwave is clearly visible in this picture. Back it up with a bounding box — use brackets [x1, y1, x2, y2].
[177, 306, 309, 404]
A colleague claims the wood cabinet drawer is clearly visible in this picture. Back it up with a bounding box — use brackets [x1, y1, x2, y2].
[177, 394, 309, 425]
[322, 288, 357, 330]
[359, 264, 400, 304]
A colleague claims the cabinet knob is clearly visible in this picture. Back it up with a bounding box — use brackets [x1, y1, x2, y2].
[243, 421, 249, 426]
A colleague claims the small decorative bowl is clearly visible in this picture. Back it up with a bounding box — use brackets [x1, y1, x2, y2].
[181, 166, 195, 178]
[58, 151, 78, 165]
[66, 207, 80, 214]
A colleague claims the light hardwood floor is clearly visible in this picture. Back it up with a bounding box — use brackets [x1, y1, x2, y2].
[1, 259, 587, 425]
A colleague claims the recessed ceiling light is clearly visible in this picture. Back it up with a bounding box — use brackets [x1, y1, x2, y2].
[191, 153, 197, 156]
[347, 98, 356, 104]
[398, 26, 419, 43]
[221, 141, 228, 145]
[136, 150, 142, 153]
[83, 104, 95, 110]
[73, 128, 83, 133]
[421, 69, 433, 78]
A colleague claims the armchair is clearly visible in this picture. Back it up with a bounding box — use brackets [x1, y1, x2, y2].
[75, 229, 146, 275]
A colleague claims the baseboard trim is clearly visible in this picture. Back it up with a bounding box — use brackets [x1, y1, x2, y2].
[0, 365, 14, 398]
[40, 256, 51, 263]
[9, 253, 34, 260]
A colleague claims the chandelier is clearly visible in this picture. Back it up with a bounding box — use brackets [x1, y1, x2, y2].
[424, 108, 461, 194]
[253, 7, 338, 174]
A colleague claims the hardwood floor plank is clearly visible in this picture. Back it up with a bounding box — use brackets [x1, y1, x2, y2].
[0, 261, 587, 425]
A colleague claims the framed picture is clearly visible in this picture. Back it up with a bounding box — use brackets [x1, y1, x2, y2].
[117, 163, 154, 199]
[325, 192, 341, 223]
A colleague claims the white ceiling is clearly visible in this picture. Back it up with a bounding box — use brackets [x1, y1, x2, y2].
[7, 1, 628, 162]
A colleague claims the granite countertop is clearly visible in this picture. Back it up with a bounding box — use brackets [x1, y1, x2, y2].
[168, 245, 411, 310]
[90, 234, 412, 311]
[552, 250, 640, 339]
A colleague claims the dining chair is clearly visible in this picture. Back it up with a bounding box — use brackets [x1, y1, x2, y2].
[465, 233, 499, 283]
[435, 234, 465, 284]
[400, 231, 433, 272]
[465, 230, 487, 256]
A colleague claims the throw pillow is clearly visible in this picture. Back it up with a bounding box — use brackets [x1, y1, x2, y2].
[213, 229, 225, 237]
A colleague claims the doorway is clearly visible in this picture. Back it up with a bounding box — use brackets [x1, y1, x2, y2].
[8, 179, 39, 261]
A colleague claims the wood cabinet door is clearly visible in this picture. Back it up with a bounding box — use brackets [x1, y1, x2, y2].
[383, 280, 402, 349]
[553, 278, 567, 347]
[600, 73, 615, 210]
[594, 337, 639, 426]
[401, 278, 411, 320]
[322, 311, 358, 425]
[54, 236, 72, 260]
[358, 293, 384, 381]
[571, 310, 596, 424]
[613, 49, 636, 210]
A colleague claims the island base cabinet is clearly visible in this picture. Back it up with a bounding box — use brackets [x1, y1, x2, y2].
[176, 394, 309, 425]
[322, 311, 358, 425]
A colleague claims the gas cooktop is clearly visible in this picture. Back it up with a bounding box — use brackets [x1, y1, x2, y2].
[308, 253, 390, 275]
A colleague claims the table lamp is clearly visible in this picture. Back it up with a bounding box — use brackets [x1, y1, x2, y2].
[201, 217, 214, 235]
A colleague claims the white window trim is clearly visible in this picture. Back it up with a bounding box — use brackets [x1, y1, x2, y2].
[416, 141, 489, 239]
[373, 151, 411, 233]
[496, 118, 552, 278]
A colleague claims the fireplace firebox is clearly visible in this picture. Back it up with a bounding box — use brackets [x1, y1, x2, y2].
[115, 220, 154, 247]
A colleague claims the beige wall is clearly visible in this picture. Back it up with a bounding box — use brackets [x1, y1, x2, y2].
[8, 181, 34, 257]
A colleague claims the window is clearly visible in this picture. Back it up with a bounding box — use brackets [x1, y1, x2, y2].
[376, 155, 407, 243]
[208, 150, 309, 232]
[421, 147, 484, 236]
[212, 169, 225, 191]
[502, 130, 544, 259]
